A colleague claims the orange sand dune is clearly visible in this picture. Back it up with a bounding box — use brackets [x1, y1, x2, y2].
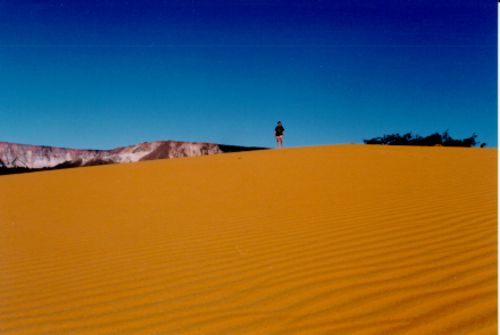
[0, 145, 496, 334]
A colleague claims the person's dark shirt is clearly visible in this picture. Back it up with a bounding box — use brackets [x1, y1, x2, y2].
[275, 125, 284, 136]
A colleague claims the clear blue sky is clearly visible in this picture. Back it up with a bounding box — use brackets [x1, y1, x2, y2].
[0, 0, 496, 149]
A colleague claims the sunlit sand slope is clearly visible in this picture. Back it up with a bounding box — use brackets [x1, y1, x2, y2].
[0, 145, 496, 334]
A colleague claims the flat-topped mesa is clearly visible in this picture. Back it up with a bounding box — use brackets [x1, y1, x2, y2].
[0, 141, 266, 174]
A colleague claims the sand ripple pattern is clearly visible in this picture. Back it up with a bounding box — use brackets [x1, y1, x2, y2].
[0, 145, 496, 334]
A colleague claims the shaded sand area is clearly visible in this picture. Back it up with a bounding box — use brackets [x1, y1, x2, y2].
[0, 145, 496, 334]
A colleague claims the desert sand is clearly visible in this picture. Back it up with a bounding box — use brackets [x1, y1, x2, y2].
[0, 145, 496, 334]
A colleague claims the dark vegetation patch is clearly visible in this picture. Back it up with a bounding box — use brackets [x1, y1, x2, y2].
[364, 131, 485, 148]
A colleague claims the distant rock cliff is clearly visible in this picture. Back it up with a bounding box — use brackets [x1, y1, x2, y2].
[0, 141, 265, 174]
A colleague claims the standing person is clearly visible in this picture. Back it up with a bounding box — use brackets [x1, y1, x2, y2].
[274, 121, 285, 148]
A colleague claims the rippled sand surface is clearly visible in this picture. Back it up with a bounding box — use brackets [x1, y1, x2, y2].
[0, 145, 496, 334]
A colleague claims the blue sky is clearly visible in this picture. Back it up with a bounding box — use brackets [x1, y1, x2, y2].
[0, 0, 496, 149]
